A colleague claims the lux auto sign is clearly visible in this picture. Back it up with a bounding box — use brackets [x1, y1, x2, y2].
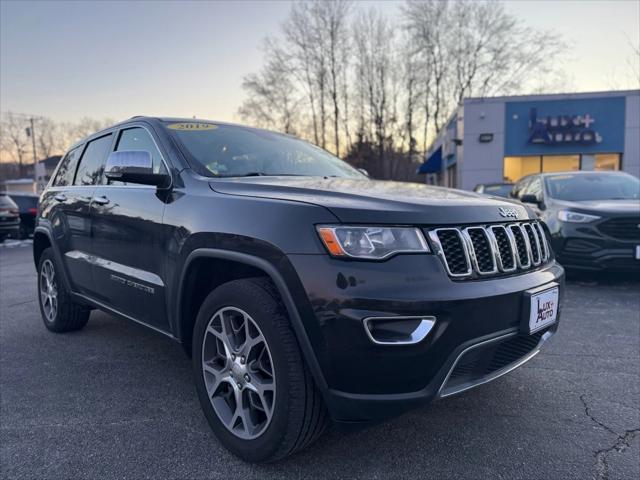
[528, 108, 602, 145]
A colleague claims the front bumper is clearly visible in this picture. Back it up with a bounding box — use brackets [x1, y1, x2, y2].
[286, 253, 564, 423]
[550, 224, 640, 271]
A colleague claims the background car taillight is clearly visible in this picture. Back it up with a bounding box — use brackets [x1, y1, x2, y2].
[28, 207, 38, 216]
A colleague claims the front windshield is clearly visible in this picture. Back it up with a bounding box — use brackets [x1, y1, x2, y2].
[544, 173, 640, 201]
[165, 122, 365, 179]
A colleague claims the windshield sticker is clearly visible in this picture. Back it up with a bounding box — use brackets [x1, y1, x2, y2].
[167, 122, 217, 131]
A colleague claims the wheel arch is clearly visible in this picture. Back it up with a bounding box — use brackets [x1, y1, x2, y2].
[33, 227, 52, 268]
[176, 248, 329, 395]
[33, 225, 76, 296]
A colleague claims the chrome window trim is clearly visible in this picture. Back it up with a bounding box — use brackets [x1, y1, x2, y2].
[428, 228, 472, 277]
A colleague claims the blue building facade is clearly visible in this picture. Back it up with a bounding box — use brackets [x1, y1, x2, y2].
[420, 90, 639, 190]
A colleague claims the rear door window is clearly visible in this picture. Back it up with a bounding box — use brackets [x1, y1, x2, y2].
[74, 134, 113, 186]
[53, 146, 82, 187]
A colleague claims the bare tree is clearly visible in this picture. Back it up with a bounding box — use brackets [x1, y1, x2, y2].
[315, 0, 352, 157]
[239, 40, 300, 134]
[403, 0, 563, 144]
[0, 113, 29, 176]
[34, 117, 61, 160]
[353, 9, 397, 177]
[283, 2, 324, 146]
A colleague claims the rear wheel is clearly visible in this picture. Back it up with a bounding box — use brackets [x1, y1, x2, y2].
[192, 278, 327, 462]
[37, 248, 90, 332]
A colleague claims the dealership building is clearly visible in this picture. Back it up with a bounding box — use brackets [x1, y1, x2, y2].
[418, 89, 640, 190]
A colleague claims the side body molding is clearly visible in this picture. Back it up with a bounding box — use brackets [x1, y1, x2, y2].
[176, 248, 329, 395]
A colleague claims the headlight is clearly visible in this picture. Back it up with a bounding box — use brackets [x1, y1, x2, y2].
[557, 210, 601, 223]
[317, 225, 429, 259]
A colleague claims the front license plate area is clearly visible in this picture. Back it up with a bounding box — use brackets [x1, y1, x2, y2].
[521, 283, 559, 334]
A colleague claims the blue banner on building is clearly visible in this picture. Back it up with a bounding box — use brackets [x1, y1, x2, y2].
[504, 96, 626, 156]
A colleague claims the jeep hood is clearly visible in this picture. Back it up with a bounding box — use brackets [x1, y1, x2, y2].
[208, 177, 532, 225]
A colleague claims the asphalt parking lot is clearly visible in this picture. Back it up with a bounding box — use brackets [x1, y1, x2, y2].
[1, 243, 638, 480]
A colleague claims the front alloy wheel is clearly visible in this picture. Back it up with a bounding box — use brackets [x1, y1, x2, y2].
[193, 278, 327, 462]
[202, 307, 276, 440]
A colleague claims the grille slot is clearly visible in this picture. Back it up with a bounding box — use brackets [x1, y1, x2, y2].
[598, 217, 640, 241]
[490, 226, 516, 271]
[435, 229, 470, 276]
[534, 223, 549, 261]
[509, 225, 531, 268]
[465, 227, 496, 273]
[523, 223, 541, 265]
[430, 221, 549, 279]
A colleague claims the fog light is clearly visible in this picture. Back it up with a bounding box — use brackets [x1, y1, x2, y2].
[363, 316, 435, 345]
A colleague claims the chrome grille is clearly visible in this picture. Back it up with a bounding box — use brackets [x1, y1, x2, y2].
[428, 221, 551, 279]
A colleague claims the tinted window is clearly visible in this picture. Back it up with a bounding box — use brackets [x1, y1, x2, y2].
[544, 173, 640, 201]
[164, 122, 364, 179]
[512, 177, 531, 199]
[115, 127, 167, 175]
[53, 146, 82, 187]
[524, 178, 543, 200]
[484, 184, 513, 198]
[74, 134, 113, 186]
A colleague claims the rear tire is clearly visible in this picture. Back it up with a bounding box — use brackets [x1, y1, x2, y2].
[37, 247, 90, 333]
[192, 277, 327, 462]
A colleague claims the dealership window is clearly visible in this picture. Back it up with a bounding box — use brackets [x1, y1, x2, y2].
[504, 156, 541, 182]
[504, 153, 622, 182]
[542, 155, 579, 173]
[581, 153, 621, 171]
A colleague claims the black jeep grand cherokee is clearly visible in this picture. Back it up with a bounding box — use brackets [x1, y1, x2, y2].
[34, 117, 564, 462]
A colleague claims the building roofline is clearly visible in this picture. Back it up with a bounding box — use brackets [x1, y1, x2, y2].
[464, 89, 640, 105]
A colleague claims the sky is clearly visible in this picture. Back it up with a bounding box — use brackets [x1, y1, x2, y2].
[1, 0, 639, 124]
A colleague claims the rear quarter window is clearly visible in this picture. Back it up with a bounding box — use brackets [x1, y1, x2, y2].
[53, 146, 82, 187]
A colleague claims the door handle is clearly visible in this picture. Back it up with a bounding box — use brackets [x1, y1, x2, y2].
[54, 194, 67, 202]
[92, 195, 110, 205]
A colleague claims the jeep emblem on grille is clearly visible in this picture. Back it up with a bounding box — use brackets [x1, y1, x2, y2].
[498, 207, 519, 218]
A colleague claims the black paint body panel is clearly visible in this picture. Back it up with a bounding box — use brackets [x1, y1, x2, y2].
[36, 116, 565, 424]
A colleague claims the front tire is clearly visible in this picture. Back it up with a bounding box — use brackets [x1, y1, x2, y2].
[192, 278, 327, 462]
[37, 248, 90, 333]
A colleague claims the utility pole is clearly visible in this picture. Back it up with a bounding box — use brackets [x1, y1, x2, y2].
[29, 117, 37, 166]
[26, 118, 40, 192]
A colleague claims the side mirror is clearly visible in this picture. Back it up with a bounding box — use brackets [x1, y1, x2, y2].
[357, 168, 370, 177]
[105, 151, 170, 188]
[520, 194, 539, 204]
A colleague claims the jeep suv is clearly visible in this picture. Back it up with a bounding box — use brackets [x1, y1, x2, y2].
[34, 118, 564, 462]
